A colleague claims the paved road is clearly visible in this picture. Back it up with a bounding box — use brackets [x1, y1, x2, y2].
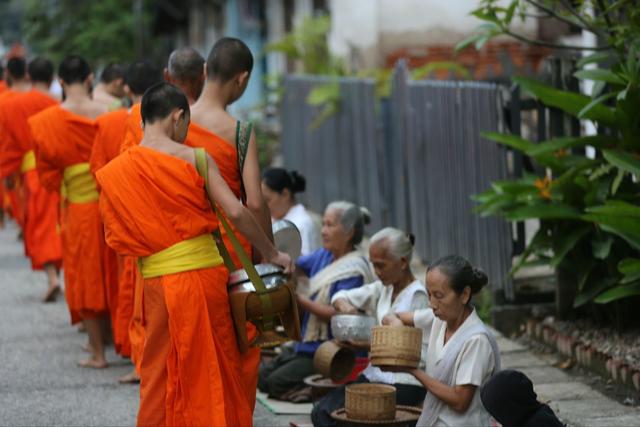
[0, 222, 292, 426]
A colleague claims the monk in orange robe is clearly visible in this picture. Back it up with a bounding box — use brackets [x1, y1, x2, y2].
[96, 82, 291, 427]
[163, 47, 205, 105]
[0, 57, 62, 301]
[0, 57, 32, 229]
[29, 55, 110, 368]
[90, 60, 162, 383]
[187, 37, 273, 410]
[92, 63, 126, 111]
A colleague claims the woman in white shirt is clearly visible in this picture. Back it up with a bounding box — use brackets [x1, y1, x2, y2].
[311, 227, 429, 427]
[262, 168, 321, 255]
[383, 255, 501, 427]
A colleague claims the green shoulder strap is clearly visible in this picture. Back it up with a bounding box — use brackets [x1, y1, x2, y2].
[194, 148, 275, 330]
[235, 121, 252, 202]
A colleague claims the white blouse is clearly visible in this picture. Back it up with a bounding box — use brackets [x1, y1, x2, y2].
[413, 308, 497, 427]
[331, 279, 429, 386]
[283, 203, 321, 256]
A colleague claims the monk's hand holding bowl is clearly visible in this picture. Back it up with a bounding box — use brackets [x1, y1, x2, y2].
[270, 251, 294, 274]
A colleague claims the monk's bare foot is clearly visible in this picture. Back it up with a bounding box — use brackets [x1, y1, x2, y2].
[117, 370, 140, 384]
[81, 342, 93, 353]
[78, 358, 108, 369]
[42, 285, 61, 303]
[77, 323, 86, 333]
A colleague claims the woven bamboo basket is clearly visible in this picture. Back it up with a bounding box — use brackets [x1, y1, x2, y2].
[314, 341, 356, 382]
[370, 326, 422, 368]
[345, 383, 396, 421]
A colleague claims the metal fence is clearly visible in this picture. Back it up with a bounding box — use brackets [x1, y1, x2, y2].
[281, 63, 514, 298]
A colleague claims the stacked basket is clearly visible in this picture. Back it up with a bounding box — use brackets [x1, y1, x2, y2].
[370, 326, 422, 368]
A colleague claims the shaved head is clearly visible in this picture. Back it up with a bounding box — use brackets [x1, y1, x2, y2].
[206, 37, 253, 82]
[168, 47, 204, 83]
[165, 47, 205, 103]
[126, 60, 162, 96]
[7, 57, 27, 81]
[28, 57, 54, 84]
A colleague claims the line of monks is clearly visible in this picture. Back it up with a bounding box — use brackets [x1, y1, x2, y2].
[0, 38, 287, 426]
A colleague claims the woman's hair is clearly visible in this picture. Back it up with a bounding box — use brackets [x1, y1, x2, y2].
[370, 227, 415, 260]
[428, 255, 488, 295]
[262, 168, 306, 194]
[326, 201, 371, 245]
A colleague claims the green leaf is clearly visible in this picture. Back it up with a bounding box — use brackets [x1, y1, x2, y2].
[595, 281, 640, 304]
[574, 69, 626, 85]
[603, 149, 640, 176]
[509, 228, 550, 277]
[618, 258, 640, 275]
[481, 132, 536, 152]
[592, 235, 614, 260]
[611, 169, 625, 195]
[550, 226, 590, 268]
[578, 92, 618, 119]
[455, 34, 484, 52]
[504, 204, 582, 221]
[574, 277, 617, 307]
[577, 52, 612, 68]
[513, 76, 617, 127]
[526, 135, 616, 156]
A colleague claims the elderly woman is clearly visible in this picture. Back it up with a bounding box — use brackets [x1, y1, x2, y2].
[311, 227, 429, 427]
[383, 255, 501, 427]
[262, 168, 321, 255]
[258, 201, 374, 401]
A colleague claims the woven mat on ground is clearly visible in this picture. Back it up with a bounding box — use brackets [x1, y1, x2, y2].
[256, 391, 313, 415]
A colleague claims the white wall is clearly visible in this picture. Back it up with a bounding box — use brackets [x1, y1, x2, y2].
[328, 0, 538, 67]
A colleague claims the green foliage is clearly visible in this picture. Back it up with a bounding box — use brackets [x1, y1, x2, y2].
[22, 0, 156, 66]
[468, 1, 640, 321]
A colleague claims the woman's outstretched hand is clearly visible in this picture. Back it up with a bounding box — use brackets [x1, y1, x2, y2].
[381, 313, 403, 327]
[270, 251, 293, 273]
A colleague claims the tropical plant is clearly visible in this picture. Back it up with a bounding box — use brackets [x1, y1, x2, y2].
[466, 0, 640, 327]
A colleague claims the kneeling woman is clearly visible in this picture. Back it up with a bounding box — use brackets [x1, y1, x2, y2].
[383, 255, 501, 427]
[258, 201, 374, 400]
[312, 227, 429, 427]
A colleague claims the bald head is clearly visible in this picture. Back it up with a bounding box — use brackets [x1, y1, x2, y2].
[164, 47, 205, 104]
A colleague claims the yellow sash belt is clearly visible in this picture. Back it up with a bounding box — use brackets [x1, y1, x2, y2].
[62, 163, 99, 203]
[20, 150, 36, 173]
[139, 233, 223, 279]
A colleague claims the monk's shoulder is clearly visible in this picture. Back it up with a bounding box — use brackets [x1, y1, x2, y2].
[28, 104, 62, 130]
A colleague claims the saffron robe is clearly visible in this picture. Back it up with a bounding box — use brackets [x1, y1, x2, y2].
[29, 106, 107, 323]
[0, 90, 62, 269]
[0, 90, 24, 227]
[97, 146, 252, 427]
[90, 108, 131, 355]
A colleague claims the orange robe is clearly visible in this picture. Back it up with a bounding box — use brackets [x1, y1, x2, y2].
[117, 103, 145, 368]
[96, 146, 252, 427]
[0, 89, 25, 227]
[186, 122, 261, 410]
[0, 90, 62, 270]
[29, 106, 107, 324]
[90, 108, 130, 356]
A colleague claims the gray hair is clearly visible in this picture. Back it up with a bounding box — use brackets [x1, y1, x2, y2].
[168, 47, 205, 82]
[370, 227, 415, 260]
[326, 201, 371, 245]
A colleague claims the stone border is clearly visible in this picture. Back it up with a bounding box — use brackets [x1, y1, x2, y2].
[525, 319, 640, 393]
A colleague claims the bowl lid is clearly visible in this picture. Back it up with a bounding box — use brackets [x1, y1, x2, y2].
[228, 263, 283, 285]
[273, 219, 302, 261]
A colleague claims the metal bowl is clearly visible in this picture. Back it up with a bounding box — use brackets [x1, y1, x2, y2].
[331, 314, 376, 342]
[228, 263, 288, 294]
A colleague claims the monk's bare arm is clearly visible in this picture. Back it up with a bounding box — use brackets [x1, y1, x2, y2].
[205, 155, 279, 263]
[242, 130, 274, 242]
